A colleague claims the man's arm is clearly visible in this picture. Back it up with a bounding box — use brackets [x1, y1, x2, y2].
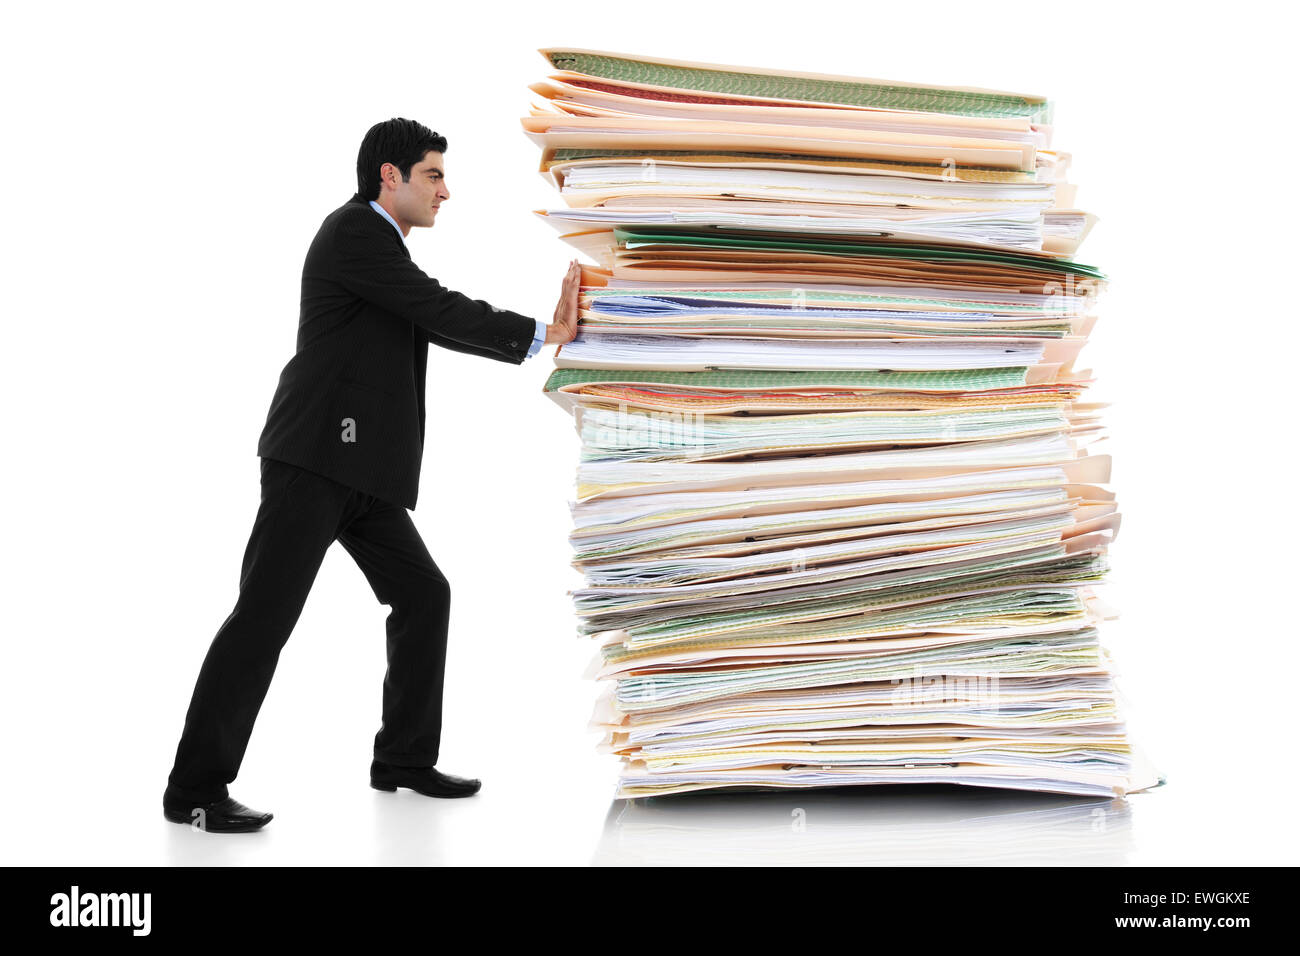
[332, 209, 536, 361]
[428, 318, 546, 363]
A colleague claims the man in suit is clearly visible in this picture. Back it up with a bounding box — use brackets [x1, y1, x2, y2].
[163, 118, 580, 832]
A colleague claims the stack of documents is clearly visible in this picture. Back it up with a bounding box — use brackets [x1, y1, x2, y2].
[526, 48, 1159, 800]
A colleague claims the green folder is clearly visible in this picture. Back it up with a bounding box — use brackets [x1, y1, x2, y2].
[613, 228, 1107, 280]
[543, 50, 1053, 123]
[544, 367, 1030, 393]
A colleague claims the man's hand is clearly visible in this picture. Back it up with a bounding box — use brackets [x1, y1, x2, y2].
[544, 259, 582, 346]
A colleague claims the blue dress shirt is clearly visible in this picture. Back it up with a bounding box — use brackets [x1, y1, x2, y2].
[368, 200, 545, 359]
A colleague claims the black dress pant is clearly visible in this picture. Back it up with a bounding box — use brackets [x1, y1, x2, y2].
[165, 457, 452, 805]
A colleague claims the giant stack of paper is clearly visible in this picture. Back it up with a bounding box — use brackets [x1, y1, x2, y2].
[525, 48, 1159, 799]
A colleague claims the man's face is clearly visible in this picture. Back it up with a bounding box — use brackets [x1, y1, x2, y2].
[380, 150, 450, 231]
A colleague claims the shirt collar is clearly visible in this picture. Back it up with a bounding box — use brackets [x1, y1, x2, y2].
[368, 200, 405, 243]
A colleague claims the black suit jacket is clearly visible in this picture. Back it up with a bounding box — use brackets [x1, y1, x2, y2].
[256, 192, 537, 509]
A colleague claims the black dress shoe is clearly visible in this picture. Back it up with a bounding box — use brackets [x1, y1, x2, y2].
[370, 759, 481, 797]
[163, 795, 273, 832]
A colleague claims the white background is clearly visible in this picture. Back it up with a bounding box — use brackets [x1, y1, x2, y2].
[2, 0, 1296, 866]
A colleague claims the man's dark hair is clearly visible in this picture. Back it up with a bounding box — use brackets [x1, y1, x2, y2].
[356, 118, 448, 201]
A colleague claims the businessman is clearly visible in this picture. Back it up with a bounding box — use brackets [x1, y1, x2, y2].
[163, 118, 580, 832]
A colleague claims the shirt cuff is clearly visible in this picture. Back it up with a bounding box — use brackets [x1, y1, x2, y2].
[525, 318, 546, 359]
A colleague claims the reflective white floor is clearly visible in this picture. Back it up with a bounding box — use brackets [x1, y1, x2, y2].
[20, 760, 1278, 867]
